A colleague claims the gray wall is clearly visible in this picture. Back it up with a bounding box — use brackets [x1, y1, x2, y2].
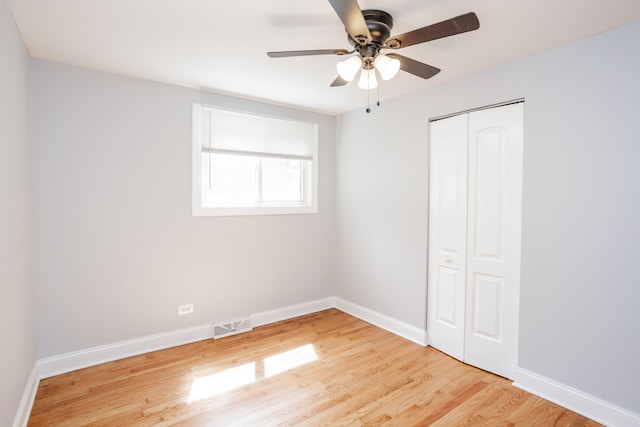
[337, 21, 640, 413]
[30, 61, 337, 358]
[0, 1, 36, 425]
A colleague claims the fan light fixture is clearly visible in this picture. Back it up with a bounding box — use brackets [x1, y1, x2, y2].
[336, 56, 362, 82]
[357, 68, 378, 89]
[374, 54, 400, 80]
[337, 54, 400, 90]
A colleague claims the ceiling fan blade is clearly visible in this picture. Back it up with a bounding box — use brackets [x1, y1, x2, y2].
[267, 49, 349, 58]
[386, 12, 479, 49]
[386, 53, 441, 79]
[330, 76, 349, 87]
[327, 0, 372, 45]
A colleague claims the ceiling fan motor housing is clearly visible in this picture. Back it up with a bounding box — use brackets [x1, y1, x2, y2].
[348, 9, 393, 60]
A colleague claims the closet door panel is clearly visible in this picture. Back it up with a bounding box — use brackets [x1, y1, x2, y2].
[427, 113, 468, 361]
[471, 128, 504, 262]
[436, 267, 459, 326]
[470, 273, 503, 340]
[464, 103, 523, 379]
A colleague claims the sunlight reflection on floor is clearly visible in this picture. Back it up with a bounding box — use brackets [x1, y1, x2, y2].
[264, 343, 317, 377]
[188, 362, 256, 403]
[188, 343, 318, 403]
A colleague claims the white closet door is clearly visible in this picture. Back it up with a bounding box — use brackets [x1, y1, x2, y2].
[427, 102, 523, 379]
[427, 113, 468, 361]
[464, 102, 523, 379]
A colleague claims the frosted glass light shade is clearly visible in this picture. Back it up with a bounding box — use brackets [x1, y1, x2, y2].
[374, 54, 400, 80]
[357, 68, 378, 89]
[336, 56, 362, 82]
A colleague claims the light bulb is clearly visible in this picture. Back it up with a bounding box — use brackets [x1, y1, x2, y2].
[336, 56, 362, 82]
[357, 68, 378, 90]
[374, 54, 400, 80]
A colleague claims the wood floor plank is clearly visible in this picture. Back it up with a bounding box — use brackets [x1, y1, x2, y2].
[28, 309, 602, 426]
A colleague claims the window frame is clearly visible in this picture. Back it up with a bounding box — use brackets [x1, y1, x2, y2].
[192, 103, 318, 217]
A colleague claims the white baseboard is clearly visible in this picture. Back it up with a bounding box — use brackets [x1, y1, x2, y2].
[37, 298, 336, 379]
[36, 297, 426, 380]
[38, 324, 213, 379]
[333, 297, 428, 346]
[250, 297, 428, 346]
[513, 368, 640, 427]
[250, 297, 334, 327]
[12, 363, 40, 427]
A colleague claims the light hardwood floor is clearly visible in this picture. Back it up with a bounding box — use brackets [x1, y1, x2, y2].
[28, 309, 601, 426]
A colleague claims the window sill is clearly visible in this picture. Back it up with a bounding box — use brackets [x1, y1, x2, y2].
[192, 205, 318, 217]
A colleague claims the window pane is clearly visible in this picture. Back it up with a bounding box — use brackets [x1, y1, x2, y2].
[261, 158, 302, 202]
[202, 153, 255, 206]
[193, 103, 318, 215]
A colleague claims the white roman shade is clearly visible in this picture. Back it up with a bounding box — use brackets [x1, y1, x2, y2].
[202, 107, 316, 161]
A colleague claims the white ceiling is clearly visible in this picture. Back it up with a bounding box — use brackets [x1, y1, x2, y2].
[7, 0, 640, 115]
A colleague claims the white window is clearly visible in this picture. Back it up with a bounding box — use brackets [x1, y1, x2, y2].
[192, 104, 318, 216]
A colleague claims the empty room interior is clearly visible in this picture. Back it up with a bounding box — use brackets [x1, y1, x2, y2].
[2, 0, 640, 425]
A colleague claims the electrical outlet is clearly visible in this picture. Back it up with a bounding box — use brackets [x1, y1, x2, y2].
[178, 303, 194, 316]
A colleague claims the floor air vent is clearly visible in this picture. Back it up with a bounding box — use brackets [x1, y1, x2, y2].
[212, 318, 252, 339]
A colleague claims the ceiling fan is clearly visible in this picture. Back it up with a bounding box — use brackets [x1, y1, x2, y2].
[267, 0, 480, 89]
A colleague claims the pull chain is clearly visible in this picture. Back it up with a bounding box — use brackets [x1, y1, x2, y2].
[366, 79, 371, 113]
[364, 77, 380, 113]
